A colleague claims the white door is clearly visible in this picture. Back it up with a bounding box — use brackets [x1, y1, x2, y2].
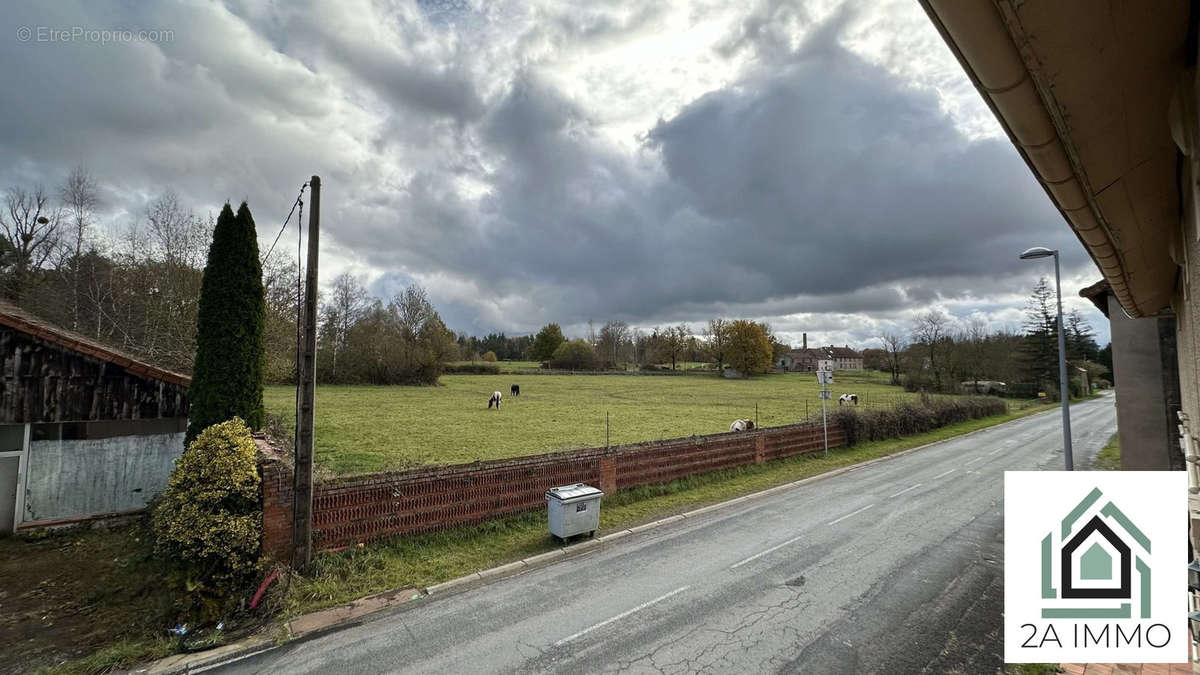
[0, 457, 17, 535]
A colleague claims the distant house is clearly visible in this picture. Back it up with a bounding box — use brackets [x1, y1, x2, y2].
[828, 346, 863, 371]
[0, 302, 189, 534]
[778, 334, 862, 372]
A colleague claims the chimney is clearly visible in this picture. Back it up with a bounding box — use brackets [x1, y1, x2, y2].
[802, 333, 807, 350]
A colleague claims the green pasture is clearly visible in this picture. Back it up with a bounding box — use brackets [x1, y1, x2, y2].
[264, 370, 930, 474]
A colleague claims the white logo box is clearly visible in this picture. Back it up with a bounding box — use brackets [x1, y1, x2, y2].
[1004, 471, 1187, 663]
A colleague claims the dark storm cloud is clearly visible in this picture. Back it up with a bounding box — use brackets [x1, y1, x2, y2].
[0, 0, 1102, 342]
[332, 10, 1090, 333]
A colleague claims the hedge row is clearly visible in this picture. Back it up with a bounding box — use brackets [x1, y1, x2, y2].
[443, 362, 501, 374]
[830, 396, 1007, 446]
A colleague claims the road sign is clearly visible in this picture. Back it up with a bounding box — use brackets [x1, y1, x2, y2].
[819, 390, 832, 399]
[816, 370, 833, 384]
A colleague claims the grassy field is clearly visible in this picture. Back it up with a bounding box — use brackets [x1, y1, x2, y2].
[285, 402, 1054, 616]
[264, 370, 936, 474]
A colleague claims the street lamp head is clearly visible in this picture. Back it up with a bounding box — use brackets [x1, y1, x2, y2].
[1019, 246, 1056, 260]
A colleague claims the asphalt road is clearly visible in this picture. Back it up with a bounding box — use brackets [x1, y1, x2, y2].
[218, 395, 1116, 675]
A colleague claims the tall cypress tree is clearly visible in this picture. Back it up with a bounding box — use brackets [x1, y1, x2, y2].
[186, 202, 266, 444]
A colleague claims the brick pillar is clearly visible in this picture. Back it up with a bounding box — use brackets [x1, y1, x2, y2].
[259, 458, 295, 561]
[599, 456, 617, 494]
[754, 435, 765, 464]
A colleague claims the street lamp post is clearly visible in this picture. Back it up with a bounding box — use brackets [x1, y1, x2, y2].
[1019, 246, 1073, 470]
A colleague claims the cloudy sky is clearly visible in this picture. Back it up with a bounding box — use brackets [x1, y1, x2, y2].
[0, 0, 1109, 348]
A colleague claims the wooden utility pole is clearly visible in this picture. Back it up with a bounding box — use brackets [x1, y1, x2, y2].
[293, 175, 320, 568]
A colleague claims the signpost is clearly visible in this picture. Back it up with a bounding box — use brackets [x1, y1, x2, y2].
[817, 370, 833, 456]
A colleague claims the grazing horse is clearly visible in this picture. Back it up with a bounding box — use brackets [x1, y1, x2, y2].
[729, 418, 755, 432]
[510, 384, 520, 397]
[488, 391, 502, 409]
[838, 393, 858, 406]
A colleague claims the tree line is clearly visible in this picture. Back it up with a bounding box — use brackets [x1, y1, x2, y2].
[868, 281, 1108, 399]
[0, 171, 455, 386]
[0, 169, 1108, 392]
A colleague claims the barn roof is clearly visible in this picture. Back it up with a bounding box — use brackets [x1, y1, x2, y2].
[1078, 279, 1112, 318]
[0, 301, 190, 387]
[828, 346, 860, 358]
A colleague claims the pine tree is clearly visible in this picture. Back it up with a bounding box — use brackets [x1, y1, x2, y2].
[1019, 277, 1059, 394]
[1065, 309, 1098, 362]
[186, 202, 266, 443]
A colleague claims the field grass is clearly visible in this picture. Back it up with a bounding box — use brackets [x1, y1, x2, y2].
[284, 402, 1053, 616]
[264, 370, 935, 474]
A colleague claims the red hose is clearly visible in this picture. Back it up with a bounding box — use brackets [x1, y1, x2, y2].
[250, 569, 281, 610]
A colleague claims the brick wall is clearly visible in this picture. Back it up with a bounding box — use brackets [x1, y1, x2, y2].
[260, 421, 846, 559]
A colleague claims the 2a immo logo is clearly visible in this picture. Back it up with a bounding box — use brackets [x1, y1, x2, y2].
[1005, 472, 1187, 663]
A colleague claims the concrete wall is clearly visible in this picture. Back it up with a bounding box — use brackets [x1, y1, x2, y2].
[22, 431, 184, 524]
[1175, 60, 1200, 486]
[1108, 295, 1183, 470]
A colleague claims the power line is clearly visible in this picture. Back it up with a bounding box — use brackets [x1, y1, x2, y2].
[262, 182, 308, 265]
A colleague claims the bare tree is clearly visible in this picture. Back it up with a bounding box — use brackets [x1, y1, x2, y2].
[146, 190, 207, 269]
[597, 320, 630, 367]
[393, 284, 434, 347]
[672, 323, 691, 370]
[911, 310, 951, 390]
[321, 272, 370, 379]
[705, 318, 730, 372]
[879, 331, 906, 386]
[58, 167, 99, 329]
[0, 186, 61, 300]
[964, 316, 988, 390]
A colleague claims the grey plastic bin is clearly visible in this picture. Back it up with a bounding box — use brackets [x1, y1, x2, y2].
[545, 483, 604, 540]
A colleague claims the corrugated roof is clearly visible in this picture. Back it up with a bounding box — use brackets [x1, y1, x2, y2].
[0, 300, 190, 386]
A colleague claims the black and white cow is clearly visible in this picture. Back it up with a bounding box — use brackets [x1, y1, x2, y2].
[510, 384, 520, 397]
[838, 393, 858, 406]
[488, 391, 502, 409]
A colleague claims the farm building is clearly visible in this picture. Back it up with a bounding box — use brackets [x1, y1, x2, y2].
[0, 301, 189, 534]
[778, 334, 862, 372]
[827, 346, 863, 371]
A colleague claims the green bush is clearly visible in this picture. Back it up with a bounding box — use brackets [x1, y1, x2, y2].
[550, 339, 599, 370]
[831, 397, 1007, 446]
[152, 418, 262, 619]
[443, 362, 500, 374]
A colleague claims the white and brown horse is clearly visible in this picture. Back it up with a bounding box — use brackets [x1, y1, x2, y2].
[729, 418, 755, 432]
[838, 393, 858, 405]
[488, 391, 503, 409]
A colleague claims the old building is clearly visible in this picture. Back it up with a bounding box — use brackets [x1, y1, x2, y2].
[827, 346, 863, 371]
[0, 302, 190, 533]
[779, 342, 862, 372]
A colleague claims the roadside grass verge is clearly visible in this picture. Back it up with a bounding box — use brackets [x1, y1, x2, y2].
[1094, 433, 1120, 470]
[284, 400, 1057, 616]
[32, 638, 175, 675]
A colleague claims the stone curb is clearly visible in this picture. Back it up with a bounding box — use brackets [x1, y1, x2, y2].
[130, 401, 1072, 674]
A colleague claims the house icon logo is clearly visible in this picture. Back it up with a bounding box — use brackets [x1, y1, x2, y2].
[1005, 471, 1186, 663]
[1040, 487, 1151, 620]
